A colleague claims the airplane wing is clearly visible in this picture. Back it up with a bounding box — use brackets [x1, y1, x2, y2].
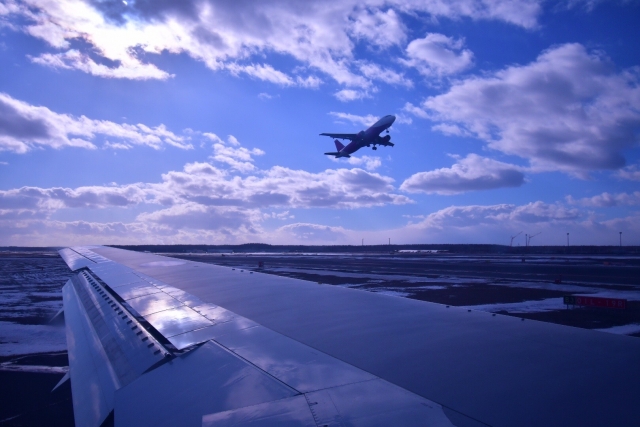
[58, 246, 640, 427]
[319, 132, 357, 140]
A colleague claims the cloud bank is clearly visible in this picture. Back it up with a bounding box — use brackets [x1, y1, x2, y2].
[401, 154, 525, 194]
[407, 44, 640, 175]
[0, 93, 190, 153]
[3, 0, 543, 92]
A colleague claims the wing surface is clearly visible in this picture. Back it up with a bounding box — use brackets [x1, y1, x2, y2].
[319, 133, 357, 140]
[59, 246, 463, 427]
[58, 246, 640, 427]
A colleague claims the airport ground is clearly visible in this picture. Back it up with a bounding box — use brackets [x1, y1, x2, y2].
[171, 251, 640, 333]
[1, 248, 639, 426]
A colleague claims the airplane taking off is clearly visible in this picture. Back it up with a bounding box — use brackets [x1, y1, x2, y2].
[321, 114, 395, 158]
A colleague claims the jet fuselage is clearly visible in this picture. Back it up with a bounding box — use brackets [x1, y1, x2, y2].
[321, 115, 396, 158]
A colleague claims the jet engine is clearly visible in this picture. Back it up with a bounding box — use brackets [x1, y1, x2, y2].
[382, 135, 391, 143]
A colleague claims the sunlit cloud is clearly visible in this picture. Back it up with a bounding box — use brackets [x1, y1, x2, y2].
[401, 33, 474, 76]
[407, 44, 640, 175]
[0, 93, 191, 153]
[2, 0, 543, 91]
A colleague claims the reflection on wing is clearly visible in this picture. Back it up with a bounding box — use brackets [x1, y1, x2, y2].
[59, 246, 640, 427]
[59, 246, 461, 427]
[319, 132, 357, 140]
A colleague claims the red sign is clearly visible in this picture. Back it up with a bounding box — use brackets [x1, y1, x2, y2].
[571, 296, 627, 309]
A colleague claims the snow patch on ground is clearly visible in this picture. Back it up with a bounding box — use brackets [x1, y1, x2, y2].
[0, 363, 68, 374]
[0, 321, 66, 356]
[370, 289, 413, 298]
[463, 298, 565, 314]
[574, 291, 640, 301]
[269, 267, 487, 284]
[595, 324, 640, 336]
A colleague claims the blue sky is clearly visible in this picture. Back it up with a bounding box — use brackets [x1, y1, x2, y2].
[0, 0, 639, 246]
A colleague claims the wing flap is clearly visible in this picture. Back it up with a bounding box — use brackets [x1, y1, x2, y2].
[114, 341, 298, 427]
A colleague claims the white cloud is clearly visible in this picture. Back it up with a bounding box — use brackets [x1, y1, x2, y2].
[400, 154, 525, 194]
[349, 7, 406, 48]
[208, 134, 265, 172]
[104, 141, 132, 150]
[412, 44, 640, 175]
[31, 49, 171, 80]
[357, 62, 412, 87]
[334, 88, 373, 102]
[227, 63, 320, 88]
[348, 155, 382, 171]
[430, 123, 469, 137]
[0, 133, 413, 233]
[0, 93, 191, 153]
[137, 203, 262, 233]
[328, 111, 408, 128]
[331, 155, 382, 171]
[226, 63, 296, 86]
[416, 202, 580, 230]
[0, 154, 414, 244]
[3, 0, 543, 90]
[402, 33, 474, 76]
[0, 184, 148, 212]
[617, 165, 640, 181]
[386, 200, 632, 245]
[559, 0, 605, 12]
[274, 222, 347, 242]
[403, 102, 430, 119]
[296, 75, 323, 88]
[161, 163, 412, 209]
[329, 112, 379, 127]
[263, 210, 294, 220]
[394, 113, 412, 125]
[567, 192, 640, 207]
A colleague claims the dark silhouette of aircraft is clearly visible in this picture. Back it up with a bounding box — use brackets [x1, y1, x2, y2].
[321, 115, 395, 158]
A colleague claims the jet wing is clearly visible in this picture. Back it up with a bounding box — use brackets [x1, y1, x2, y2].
[58, 246, 640, 427]
[319, 132, 357, 140]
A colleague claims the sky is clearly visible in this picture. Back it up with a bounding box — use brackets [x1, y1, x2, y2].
[0, 0, 639, 247]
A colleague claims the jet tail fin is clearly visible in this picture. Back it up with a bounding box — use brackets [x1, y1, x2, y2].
[334, 139, 345, 151]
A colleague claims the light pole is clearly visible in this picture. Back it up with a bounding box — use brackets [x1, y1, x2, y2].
[362, 238, 364, 246]
[388, 238, 390, 246]
[620, 232, 622, 247]
[525, 234, 528, 247]
[567, 232, 569, 247]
